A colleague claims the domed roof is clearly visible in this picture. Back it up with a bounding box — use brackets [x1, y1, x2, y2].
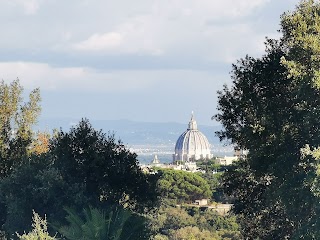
[173, 113, 211, 161]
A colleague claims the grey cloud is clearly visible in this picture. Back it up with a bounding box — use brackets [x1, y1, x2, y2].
[0, 0, 301, 125]
[0, 0, 300, 68]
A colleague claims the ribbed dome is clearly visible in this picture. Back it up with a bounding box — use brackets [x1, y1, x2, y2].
[173, 113, 212, 162]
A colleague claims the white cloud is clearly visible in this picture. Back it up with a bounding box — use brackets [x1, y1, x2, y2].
[71, 0, 271, 57]
[72, 14, 164, 55]
[0, 61, 229, 96]
[0, 0, 299, 65]
[4, 0, 42, 15]
[21, 0, 40, 14]
[0, 61, 159, 92]
[74, 32, 123, 51]
[0, 0, 301, 125]
[0, 62, 83, 90]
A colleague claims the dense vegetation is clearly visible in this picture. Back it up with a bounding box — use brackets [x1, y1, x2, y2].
[0, 80, 238, 239]
[0, 80, 157, 239]
[156, 169, 211, 203]
[215, 0, 320, 238]
[148, 205, 240, 240]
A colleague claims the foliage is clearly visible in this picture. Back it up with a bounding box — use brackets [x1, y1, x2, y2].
[0, 79, 41, 234]
[0, 155, 87, 237]
[0, 119, 159, 236]
[187, 207, 239, 232]
[50, 119, 159, 211]
[0, 79, 41, 179]
[58, 206, 148, 240]
[214, 0, 320, 238]
[168, 226, 218, 240]
[157, 169, 211, 203]
[30, 132, 50, 155]
[148, 204, 240, 239]
[16, 211, 56, 240]
[200, 172, 223, 201]
[151, 234, 168, 240]
[196, 158, 220, 173]
[196, 160, 230, 202]
[0, 231, 7, 240]
[159, 206, 196, 231]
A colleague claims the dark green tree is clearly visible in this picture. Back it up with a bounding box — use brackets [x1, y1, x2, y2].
[0, 119, 159, 237]
[0, 155, 87, 237]
[215, 0, 320, 238]
[157, 169, 211, 204]
[50, 119, 158, 211]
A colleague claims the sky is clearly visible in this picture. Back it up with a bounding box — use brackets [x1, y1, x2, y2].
[0, 0, 300, 126]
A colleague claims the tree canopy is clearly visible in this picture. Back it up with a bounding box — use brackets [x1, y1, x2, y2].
[215, 0, 320, 238]
[0, 79, 41, 179]
[50, 119, 159, 210]
[157, 169, 211, 203]
[0, 79, 41, 234]
[0, 119, 159, 237]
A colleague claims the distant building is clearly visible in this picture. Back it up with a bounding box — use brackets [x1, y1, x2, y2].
[215, 148, 248, 166]
[215, 156, 238, 165]
[173, 113, 212, 162]
[172, 161, 199, 172]
[194, 199, 209, 206]
[150, 154, 161, 167]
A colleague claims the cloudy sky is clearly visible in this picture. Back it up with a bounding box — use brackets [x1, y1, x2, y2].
[0, 0, 300, 126]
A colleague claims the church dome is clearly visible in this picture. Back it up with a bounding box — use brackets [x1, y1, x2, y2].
[173, 113, 212, 162]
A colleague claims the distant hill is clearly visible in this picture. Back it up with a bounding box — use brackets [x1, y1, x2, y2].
[36, 118, 233, 163]
[36, 118, 223, 146]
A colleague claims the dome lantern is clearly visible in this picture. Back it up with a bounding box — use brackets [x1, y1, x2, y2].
[187, 111, 197, 130]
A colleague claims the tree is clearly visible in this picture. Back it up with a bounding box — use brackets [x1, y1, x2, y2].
[50, 119, 159, 211]
[0, 119, 159, 237]
[0, 155, 88, 237]
[0, 79, 41, 234]
[16, 211, 56, 240]
[214, 0, 320, 238]
[157, 169, 211, 204]
[0, 79, 41, 179]
[30, 132, 50, 155]
[148, 205, 240, 239]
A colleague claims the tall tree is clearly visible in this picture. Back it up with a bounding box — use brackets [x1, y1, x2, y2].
[0, 79, 41, 179]
[0, 79, 41, 234]
[50, 119, 158, 211]
[215, 0, 320, 238]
